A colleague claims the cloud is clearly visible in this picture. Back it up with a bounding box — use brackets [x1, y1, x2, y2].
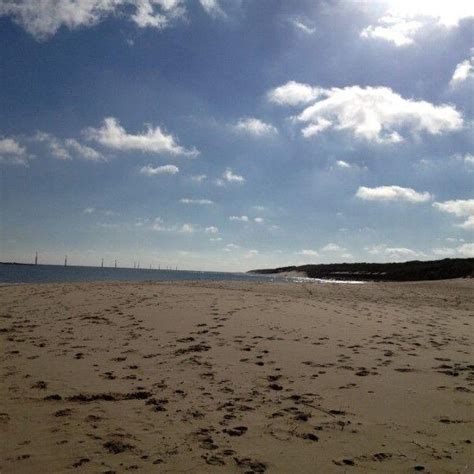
[433, 199, 474, 229]
[180, 198, 214, 205]
[0, 137, 28, 165]
[360, 3, 474, 47]
[199, 0, 225, 18]
[86, 117, 198, 156]
[458, 243, 474, 257]
[321, 243, 346, 252]
[179, 223, 195, 233]
[464, 154, 474, 166]
[83, 207, 95, 214]
[366, 245, 426, 260]
[361, 17, 423, 46]
[35, 132, 105, 161]
[335, 160, 351, 169]
[222, 168, 245, 184]
[205, 226, 219, 234]
[233, 117, 277, 137]
[254, 217, 264, 223]
[433, 199, 474, 217]
[140, 164, 179, 175]
[0, 0, 229, 40]
[191, 174, 207, 182]
[35, 132, 71, 160]
[450, 53, 474, 87]
[229, 215, 248, 222]
[291, 19, 316, 35]
[298, 249, 319, 256]
[458, 216, 474, 230]
[295, 85, 463, 143]
[267, 81, 323, 106]
[356, 185, 432, 203]
[65, 139, 105, 161]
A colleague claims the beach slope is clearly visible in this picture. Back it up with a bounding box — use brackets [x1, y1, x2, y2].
[1, 280, 473, 472]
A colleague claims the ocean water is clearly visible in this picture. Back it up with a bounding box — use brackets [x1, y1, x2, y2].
[0, 263, 280, 284]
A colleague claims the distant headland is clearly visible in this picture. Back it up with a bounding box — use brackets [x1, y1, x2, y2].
[248, 258, 474, 282]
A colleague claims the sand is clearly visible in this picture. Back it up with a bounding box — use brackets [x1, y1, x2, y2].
[0, 279, 473, 473]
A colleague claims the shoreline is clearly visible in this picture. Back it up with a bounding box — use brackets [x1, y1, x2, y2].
[1, 279, 472, 472]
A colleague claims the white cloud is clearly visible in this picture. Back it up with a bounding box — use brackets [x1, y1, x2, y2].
[65, 139, 105, 161]
[321, 243, 346, 252]
[433, 199, 474, 217]
[0, 137, 28, 165]
[361, 18, 423, 46]
[450, 54, 474, 87]
[291, 19, 316, 34]
[35, 132, 71, 160]
[366, 245, 425, 260]
[267, 81, 323, 106]
[210, 237, 222, 242]
[458, 243, 474, 257]
[83, 207, 95, 214]
[205, 226, 219, 234]
[191, 174, 207, 182]
[229, 215, 248, 222]
[463, 154, 474, 166]
[233, 117, 277, 137]
[87, 117, 198, 156]
[179, 223, 195, 233]
[360, 3, 474, 47]
[298, 249, 319, 256]
[180, 198, 213, 205]
[458, 216, 474, 230]
[0, 0, 213, 41]
[254, 217, 264, 223]
[432, 247, 457, 257]
[140, 164, 179, 175]
[244, 249, 259, 258]
[222, 168, 245, 183]
[295, 86, 463, 143]
[199, 0, 225, 18]
[335, 160, 351, 169]
[433, 199, 474, 230]
[356, 185, 432, 203]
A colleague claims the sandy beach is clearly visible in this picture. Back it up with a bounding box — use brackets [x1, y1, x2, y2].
[1, 279, 472, 473]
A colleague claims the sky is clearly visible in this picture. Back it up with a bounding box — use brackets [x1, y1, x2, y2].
[0, 0, 473, 271]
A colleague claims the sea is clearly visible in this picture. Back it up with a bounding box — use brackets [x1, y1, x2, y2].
[0, 263, 284, 285]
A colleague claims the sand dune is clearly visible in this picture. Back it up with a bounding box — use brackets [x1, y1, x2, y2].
[1, 280, 473, 473]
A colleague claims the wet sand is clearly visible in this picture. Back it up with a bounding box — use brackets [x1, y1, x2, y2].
[0, 279, 473, 473]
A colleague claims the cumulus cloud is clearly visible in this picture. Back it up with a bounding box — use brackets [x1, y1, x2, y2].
[298, 249, 319, 256]
[65, 139, 105, 161]
[140, 164, 179, 175]
[35, 132, 71, 160]
[191, 174, 207, 182]
[199, 0, 225, 18]
[295, 85, 463, 143]
[335, 160, 351, 169]
[205, 226, 219, 234]
[0, 0, 226, 40]
[360, 3, 474, 47]
[229, 215, 248, 222]
[321, 243, 346, 252]
[366, 245, 425, 260]
[86, 117, 198, 156]
[450, 54, 474, 87]
[0, 137, 28, 165]
[254, 217, 264, 223]
[433, 199, 474, 217]
[458, 243, 474, 257]
[221, 168, 245, 184]
[433, 199, 474, 229]
[180, 198, 213, 205]
[356, 185, 432, 203]
[267, 81, 323, 106]
[233, 118, 277, 137]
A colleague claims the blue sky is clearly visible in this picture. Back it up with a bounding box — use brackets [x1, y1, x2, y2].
[1, 0, 473, 271]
